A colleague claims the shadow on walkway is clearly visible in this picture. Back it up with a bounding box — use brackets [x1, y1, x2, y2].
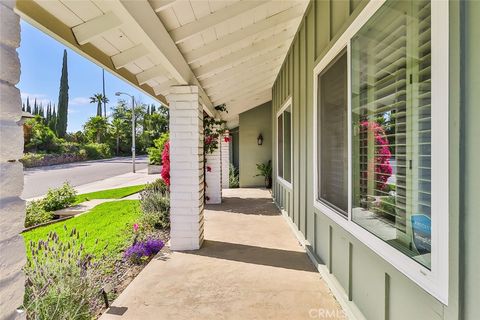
[185, 240, 316, 272]
[206, 196, 279, 215]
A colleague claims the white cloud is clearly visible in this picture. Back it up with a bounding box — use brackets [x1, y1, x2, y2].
[20, 92, 53, 106]
[69, 97, 90, 106]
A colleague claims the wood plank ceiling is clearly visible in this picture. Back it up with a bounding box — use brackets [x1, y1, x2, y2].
[28, 0, 308, 122]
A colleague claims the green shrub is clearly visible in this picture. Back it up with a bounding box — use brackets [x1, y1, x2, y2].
[20, 153, 46, 167]
[229, 164, 239, 188]
[140, 180, 169, 229]
[145, 178, 168, 195]
[147, 133, 169, 165]
[59, 141, 82, 154]
[83, 143, 112, 160]
[25, 200, 53, 228]
[23, 228, 103, 319]
[24, 116, 62, 153]
[42, 182, 77, 212]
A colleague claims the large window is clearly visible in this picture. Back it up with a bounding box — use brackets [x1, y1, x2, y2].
[351, 0, 432, 269]
[317, 51, 348, 215]
[313, 0, 448, 303]
[277, 99, 292, 185]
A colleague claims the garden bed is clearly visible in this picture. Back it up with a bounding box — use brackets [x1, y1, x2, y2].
[22, 199, 170, 318]
[22, 178, 171, 319]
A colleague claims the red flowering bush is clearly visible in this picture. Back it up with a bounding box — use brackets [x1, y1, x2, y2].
[359, 121, 392, 191]
[161, 141, 170, 186]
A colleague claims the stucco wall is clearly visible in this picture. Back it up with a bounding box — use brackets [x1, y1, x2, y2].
[0, 1, 26, 319]
[239, 101, 272, 188]
[271, 1, 469, 319]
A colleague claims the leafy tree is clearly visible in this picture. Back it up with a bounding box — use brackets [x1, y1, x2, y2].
[89, 93, 109, 117]
[56, 49, 69, 138]
[24, 116, 60, 153]
[84, 116, 109, 143]
[109, 118, 128, 156]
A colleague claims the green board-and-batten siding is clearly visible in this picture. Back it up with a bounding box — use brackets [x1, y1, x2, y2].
[271, 1, 478, 319]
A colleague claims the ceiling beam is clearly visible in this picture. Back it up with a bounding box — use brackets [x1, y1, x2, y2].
[198, 49, 285, 81]
[193, 34, 293, 78]
[200, 56, 283, 89]
[224, 92, 272, 118]
[111, 44, 149, 69]
[203, 68, 279, 94]
[150, 0, 176, 12]
[207, 73, 277, 97]
[222, 90, 272, 114]
[136, 64, 169, 85]
[184, 4, 304, 64]
[211, 81, 274, 103]
[72, 11, 122, 45]
[153, 79, 179, 95]
[119, 0, 215, 114]
[170, 1, 265, 44]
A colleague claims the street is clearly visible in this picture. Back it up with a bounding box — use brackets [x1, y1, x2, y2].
[22, 156, 149, 199]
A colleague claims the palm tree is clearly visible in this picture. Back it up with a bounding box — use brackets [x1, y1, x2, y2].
[89, 93, 109, 117]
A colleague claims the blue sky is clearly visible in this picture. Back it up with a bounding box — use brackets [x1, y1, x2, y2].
[18, 20, 161, 133]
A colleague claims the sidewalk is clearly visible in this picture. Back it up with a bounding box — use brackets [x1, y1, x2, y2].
[26, 169, 160, 201]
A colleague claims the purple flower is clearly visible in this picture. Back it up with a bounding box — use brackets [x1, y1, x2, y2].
[124, 238, 164, 262]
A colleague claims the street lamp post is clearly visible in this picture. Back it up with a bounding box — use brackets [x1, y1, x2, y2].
[115, 92, 136, 173]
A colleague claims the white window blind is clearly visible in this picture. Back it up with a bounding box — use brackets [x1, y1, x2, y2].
[351, 0, 432, 269]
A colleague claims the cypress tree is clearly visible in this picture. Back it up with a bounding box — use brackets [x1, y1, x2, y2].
[56, 49, 69, 137]
[33, 98, 38, 115]
[26, 97, 31, 113]
[49, 104, 57, 132]
[22, 103, 25, 112]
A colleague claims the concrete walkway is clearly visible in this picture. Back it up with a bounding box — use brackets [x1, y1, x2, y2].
[101, 188, 346, 320]
[55, 193, 141, 217]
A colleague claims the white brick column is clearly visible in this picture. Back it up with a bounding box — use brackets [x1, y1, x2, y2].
[221, 134, 230, 189]
[168, 86, 204, 250]
[0, 1, 26, 319]
[205, 128, 221, 204]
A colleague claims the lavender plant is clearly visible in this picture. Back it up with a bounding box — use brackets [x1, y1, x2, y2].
[23, 226, 104, 319]
[124, 238, 164, 264]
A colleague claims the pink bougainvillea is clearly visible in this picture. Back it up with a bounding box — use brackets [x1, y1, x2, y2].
[161, 140, 170, 186]
[359, 121, 393, 191]
[206, 166, 212, 172]
[224, 136, 231, 143]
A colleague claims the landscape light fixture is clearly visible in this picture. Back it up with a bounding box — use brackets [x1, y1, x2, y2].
[115, 92, 136, 173]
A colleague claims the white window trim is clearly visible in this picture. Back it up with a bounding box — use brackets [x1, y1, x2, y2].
[276, 96, 293, 190]
[312, 0, 449, 304]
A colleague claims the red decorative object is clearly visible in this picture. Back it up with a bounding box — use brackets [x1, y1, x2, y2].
[161, 140, 170, 186]
[359, 121, 392, 191]
[224, 136, 231, 143]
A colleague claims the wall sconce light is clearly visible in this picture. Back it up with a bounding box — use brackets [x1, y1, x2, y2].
[257, 134, 263, 146]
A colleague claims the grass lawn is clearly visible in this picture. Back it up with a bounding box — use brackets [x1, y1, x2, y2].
[23, 200, 141, 261]
[73, 185, 146, 205]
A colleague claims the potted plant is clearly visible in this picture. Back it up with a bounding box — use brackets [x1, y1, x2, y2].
[255, 160, 272, 189]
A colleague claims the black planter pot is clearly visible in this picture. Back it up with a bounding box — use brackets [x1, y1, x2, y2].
[265, 176, 272, 189]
